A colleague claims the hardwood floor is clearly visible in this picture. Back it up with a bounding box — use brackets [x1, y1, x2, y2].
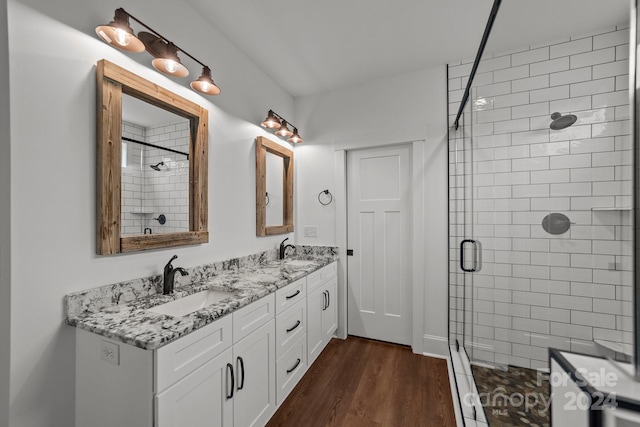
[267, 336, 457, 427]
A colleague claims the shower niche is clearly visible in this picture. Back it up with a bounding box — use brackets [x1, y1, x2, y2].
[97, 59, 209, 255]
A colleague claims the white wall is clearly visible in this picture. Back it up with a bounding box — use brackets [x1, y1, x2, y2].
[0, 0, 11, 424]
[294, 66, 449, 355]
[7, 0, 294, 425]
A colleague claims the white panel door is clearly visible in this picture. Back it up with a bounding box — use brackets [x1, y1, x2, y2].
[347, 145, 412, 345]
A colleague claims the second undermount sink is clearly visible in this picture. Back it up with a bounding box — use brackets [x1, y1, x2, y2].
[148, 289, 235, 317]
[283, 259, 315, 267]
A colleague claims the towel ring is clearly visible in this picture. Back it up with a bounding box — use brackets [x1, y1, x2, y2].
[318, 189, 333, 206]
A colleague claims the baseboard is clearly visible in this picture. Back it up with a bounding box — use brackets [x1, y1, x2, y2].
[423, 334, 449, 358]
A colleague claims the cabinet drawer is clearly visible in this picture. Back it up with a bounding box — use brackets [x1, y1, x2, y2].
[233, 293, 275, 344]
[276, 335, 306, 405]
[155, 314, 232, 393]
[306, 262, 337, 294]
[275, 278, 306, 315]
[275, 299, 306, 359]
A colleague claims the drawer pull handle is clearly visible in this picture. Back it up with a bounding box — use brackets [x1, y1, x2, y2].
[322, 291, 328, 311]
[226, 363, 234, 399]
[285, 289, 301, 300]
[286, 320, 301, 333]
[287, 358, 301, 374]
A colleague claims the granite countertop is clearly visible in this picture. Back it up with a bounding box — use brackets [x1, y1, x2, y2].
[66, 254, 337, 351]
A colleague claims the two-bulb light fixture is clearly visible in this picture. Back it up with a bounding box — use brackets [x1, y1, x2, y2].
[95, 8, 220, 96]
[260, 110, 303, 144]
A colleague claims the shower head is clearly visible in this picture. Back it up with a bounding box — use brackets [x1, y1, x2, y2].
[150, 161, 164, 171]
[550, 112, 577, 130]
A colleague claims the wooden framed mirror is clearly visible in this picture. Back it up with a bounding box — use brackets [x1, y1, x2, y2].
[97, 59, 208, 254]
[255, 136, 293, 236]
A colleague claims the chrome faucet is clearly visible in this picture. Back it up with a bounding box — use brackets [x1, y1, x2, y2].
[163, 254, 189, 295]
[279, 238, 295, 260]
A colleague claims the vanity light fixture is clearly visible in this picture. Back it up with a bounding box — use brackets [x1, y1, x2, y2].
[260, 110, 303, 144]
[95, 8, 220, 96]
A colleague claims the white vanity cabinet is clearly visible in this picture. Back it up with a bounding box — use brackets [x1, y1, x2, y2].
[75, 261, 338, 427]
[306, 263, 338, 365]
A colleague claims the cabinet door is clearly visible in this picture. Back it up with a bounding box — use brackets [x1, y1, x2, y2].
[233, 319, 276, 427]
[156, 347, 233, 427]
[306, 287, 325, 366]
[322, 277, 338, 343]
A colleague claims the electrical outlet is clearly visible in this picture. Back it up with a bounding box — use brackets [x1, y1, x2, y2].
[304, 226, 318, 238]
[100, 340, 120, 365]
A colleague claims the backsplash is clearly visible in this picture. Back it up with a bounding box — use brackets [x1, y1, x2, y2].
[65, 245, 337, 320]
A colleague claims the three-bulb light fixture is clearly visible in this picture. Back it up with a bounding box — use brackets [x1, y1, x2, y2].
[260, 110, 303, 144]
[95, 8, 220, 96]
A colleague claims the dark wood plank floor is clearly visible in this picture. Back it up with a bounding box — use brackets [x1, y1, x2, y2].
[267, 336, 457, 427]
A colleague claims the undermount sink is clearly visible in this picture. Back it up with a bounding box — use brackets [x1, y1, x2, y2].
[148, 289, 234, 317]
[283, 259, 315, 267]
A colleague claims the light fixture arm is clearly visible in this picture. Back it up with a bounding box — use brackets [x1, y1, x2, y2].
[270, 110, 298, 133]
[118, 8, 208, 68]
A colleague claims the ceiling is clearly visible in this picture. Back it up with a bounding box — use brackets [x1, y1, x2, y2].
[186, 0, 630, 98]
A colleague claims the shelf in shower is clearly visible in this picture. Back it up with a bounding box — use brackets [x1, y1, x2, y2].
[131, 209, 154, 215]
[591, 207, 632, 211]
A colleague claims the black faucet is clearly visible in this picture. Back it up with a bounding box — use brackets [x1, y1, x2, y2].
[279, 238, 295, 260]
[163, 254, 189, 295]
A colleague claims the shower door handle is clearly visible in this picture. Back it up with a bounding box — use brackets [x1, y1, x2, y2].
[460, 239, 479, 272]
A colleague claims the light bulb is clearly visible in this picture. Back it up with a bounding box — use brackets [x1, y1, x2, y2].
[164, 59, 178, 74]
[114, 28, 130, 46]
[200, 81, 210, 92]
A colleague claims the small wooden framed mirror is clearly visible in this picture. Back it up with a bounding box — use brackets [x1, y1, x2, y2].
[255, 136, 293, 236]
[97, 59, 208, 254]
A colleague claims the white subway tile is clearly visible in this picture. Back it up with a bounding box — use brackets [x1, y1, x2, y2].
[550, 124, 592, 142]
[494, 251, 531, 266]
[512, 129, 550, 145]
[550, 96, 592, 113]
[593, 29, 629, 49]
[551, 67, 593, 87]
[550, 154, 591, 169]
[550, 294, 593, 311]
[593, 181, 631, 196]
[476, 159, 511, 174]
[570, 78, 615, 97]
[593, 59, 629, 79]
[513, 317, 549, 334]
[592, 120, 630, 138]
[551, 322, 593, 340]
[570, 47, 615, 69]
[477, 55, 511, 73]
[530, 57, 570, 76]
[476, 133, 512, 149]
[550, 239, 592, 254]
[592, 240, 632, 256]
[512, 265, 551, 280]
[530, 141, 570, 157]
[593, 299, 627, 315]
[531, 306, 570, 323]
[494, 118, 530, 134]
[570, 225, 614, 240]
[550, 266, 593, 282]
[531, 252, 570, 267]
[494, 92, 530, 109]
[571, 281, 616, 299]
[512, 184, 550, 198]
[570, 167, 614, 182]
[574, 108, 616, 125]
[616, 75, 629, 91]
[512, 211, 545, 224]
[550, 182, 592, 197]
[531, 279, 571, 295]
[530, 85, 570, 103]
[494, 198, 531, 211]
[531, 169, 570, 184]
[550, 37, 592, 59]
[571, 196, 615, 210]
[476, 81, 511, 98]
[615, 105, 630, 121]
[571, 310, 616, 329]
[512, 47, 550, 66]
[511, 343, 548, 362]
[512, 102, 550, 120]
[493, 64, 529, 83]
[512, 75, 549, 92]
[614, 165, 632, 180]
[476, 107, 511, 124]
[530, 197, 570, 211]
[494, 145, 530, 160]
[592, 90, 629, 108]
[530, 334, 571, 350]
[592, 150, 632, 167]
[494, 224, 530, 238]
[616, 44, 630, 60]
[570, 137, 614, 154]
[495, 327, 531, 344]
[493, 171, 530, 185]
[512, 157, 549, 171]
[513, 239, 549, 252]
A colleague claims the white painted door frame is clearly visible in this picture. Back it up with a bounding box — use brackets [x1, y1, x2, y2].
[334, 139, 425, 354]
